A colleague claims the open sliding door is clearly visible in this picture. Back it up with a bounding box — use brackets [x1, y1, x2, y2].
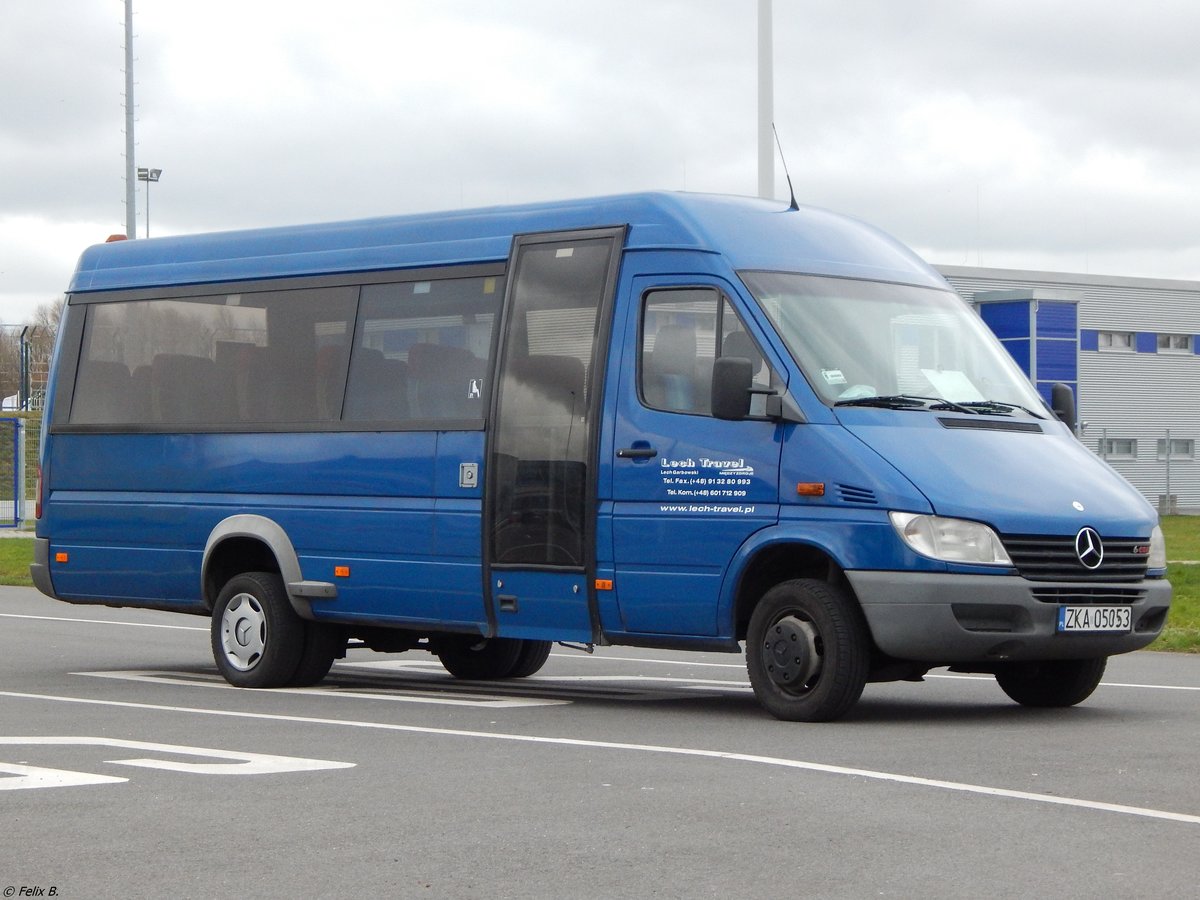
[484, 227, 625, 642]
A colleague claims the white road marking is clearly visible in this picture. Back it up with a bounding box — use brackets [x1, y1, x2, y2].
[0, 762, 127, 790]
[76, 669, 569, 708]
[342, 659, 749, 688]
[547, 652, 745, 670]
[0, 612, 205, 631]
[0, 736, 352, 790]
[9, 611, 1200, 693]
[529, 674, 751, 689]
[1, 688, 1196, 826]
[928, 672, 1200, 692]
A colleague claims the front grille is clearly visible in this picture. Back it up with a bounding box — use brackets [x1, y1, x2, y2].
[1031, 587, 1147, 604]
[1003, 534, 1149, 583]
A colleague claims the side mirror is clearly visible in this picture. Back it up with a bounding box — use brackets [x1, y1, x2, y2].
[711, 357, 753, 421]
[1051, 382, 1077, 431]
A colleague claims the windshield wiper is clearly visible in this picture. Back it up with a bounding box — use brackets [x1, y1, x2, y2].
[954, 400, 1047, 419]
[835, 394, 975, 414]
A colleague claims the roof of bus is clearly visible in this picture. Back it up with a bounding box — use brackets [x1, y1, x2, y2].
[67, 191, 946, 294]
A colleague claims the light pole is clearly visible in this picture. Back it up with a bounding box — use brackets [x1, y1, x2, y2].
[758, 0, 774, 200]
[137, 167, 162, 238]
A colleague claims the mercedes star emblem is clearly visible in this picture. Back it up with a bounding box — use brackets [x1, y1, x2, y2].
[1075, 527, 1104, 570]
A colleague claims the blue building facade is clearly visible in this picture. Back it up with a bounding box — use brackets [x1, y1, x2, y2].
[941, 265, 1200, 515]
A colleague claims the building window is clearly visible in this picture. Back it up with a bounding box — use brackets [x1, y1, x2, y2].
[1157, 333, 1192, 354]
[1156, 438, 1195, 460]
[1103, 438, 1137, 459]
[1098, 331, 1135, 352]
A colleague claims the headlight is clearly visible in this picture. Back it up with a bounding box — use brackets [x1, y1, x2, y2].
[1148, 524, 1167, 570]
[890, 512, 1012, 566]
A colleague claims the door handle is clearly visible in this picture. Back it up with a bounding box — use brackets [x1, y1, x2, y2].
[617, 446, 657, 459]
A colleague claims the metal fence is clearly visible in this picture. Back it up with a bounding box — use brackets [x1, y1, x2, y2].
[1091, 426, 1197, 515]
[0, 416, 23, 527]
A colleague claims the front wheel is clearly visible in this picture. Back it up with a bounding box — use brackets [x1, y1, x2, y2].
[746, 579, 870, 722]
[995, 658, 1107, 708]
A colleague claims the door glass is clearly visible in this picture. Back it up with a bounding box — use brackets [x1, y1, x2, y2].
[641, 290, 774, 417]
[490, 235, 617, 567]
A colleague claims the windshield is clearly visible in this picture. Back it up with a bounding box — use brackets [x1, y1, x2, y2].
[740, 272, 1048, 416]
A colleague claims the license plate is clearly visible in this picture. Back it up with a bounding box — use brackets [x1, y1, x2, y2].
[1057, 605, 1132, 633]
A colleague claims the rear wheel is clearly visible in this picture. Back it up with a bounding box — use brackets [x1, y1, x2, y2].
[212, 571, 305, 688]
[508, 640, 553, 678]
[746, 579, 870, 722]
[436, 636, 524, 680]
[995, 658, 1107, 708]
[288, 622, 346, 687]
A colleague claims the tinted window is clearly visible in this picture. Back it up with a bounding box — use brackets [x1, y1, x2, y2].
[343, 276, 501, 423]
[490, 234, 618, 566]
[70, 287, 356, 426]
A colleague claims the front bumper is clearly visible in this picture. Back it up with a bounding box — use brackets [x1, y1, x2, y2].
[847, 570, 1172, 663]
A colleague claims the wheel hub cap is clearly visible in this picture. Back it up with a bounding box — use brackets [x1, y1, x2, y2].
[764, 615, 821, 689]
[221, 593, 266, 672]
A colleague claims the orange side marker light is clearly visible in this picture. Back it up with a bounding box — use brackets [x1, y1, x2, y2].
[594, 579, 613, 591]
[796, 483, 826, 497]
[55, 552, 69, 564]
[334, 566, 351, 578]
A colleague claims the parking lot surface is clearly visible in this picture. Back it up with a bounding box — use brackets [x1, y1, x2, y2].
[2, 584, 1198, 899]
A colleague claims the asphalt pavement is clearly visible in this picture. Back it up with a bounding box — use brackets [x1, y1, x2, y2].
[2, 583, 1198, 899]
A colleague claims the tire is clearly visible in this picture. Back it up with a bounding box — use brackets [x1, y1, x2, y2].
[507, 640, 553, 678]
[995, 658, 1107, 708]
[436, 636, 524, 680]
[746, 579, 870, 722]
[211, 571, 306, 688]
[288, 622, 346, 688]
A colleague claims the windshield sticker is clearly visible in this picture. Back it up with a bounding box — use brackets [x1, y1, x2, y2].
[821, 368, 847, 385]
[920, 369, 985, 402]
[837, 384, 876, 400]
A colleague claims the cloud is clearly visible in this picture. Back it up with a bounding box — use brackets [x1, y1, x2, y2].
[4, 0, 1200, 323]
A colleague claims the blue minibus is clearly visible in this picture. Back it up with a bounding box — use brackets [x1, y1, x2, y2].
[32, 192, 1171, 720]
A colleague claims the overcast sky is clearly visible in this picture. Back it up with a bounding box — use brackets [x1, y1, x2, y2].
[4, 0, 1200, 324]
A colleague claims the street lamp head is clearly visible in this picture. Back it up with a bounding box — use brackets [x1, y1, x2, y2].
[135, 167, 163, 239]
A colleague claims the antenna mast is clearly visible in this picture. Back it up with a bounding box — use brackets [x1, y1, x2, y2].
[773, 124, 799, 211]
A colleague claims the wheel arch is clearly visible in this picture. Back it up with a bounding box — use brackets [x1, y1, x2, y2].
[202, 515, 312, 619]
[724, 533, 858, 643]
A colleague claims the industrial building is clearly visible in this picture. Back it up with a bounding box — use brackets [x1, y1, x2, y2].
[940, 265, 1200, 514]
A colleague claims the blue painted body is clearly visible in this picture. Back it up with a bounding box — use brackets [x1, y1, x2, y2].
[37, 192, 1164, 657]
[44, 430, 486, 625]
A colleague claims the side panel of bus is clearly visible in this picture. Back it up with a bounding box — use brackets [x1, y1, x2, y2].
[41, 267, 503, 630]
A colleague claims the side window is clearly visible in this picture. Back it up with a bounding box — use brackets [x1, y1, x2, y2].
[1098, 331, 1135, 352]
[344, 275, 502, 424]
[641, 289, 772, 416]
[70, 287, 356, 426]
